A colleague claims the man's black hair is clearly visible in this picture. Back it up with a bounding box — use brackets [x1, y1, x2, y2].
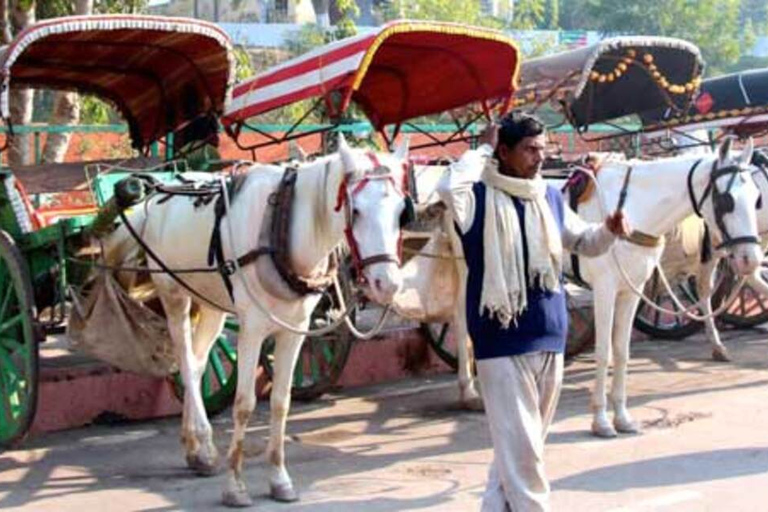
[497, 112, 545, 150]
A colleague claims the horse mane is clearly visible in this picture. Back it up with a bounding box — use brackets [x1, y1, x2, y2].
[293, 152, 346, 245]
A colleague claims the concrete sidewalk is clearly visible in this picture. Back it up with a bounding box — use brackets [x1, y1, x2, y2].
[3, 327, 768, 511]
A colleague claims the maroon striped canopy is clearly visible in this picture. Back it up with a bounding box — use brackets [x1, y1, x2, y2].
[0, 15, 233, 150]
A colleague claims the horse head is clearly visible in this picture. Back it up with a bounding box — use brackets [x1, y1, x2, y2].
[337, 134, 411, 304]
[700, 137, 762, 275]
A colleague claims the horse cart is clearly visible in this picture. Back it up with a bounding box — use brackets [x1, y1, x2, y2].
[220, 20, 523, 398]
[0, 15, 234, 447]
[632, 67, 768, 340]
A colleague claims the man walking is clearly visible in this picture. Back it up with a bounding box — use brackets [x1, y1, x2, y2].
[438, 113, 629, 511]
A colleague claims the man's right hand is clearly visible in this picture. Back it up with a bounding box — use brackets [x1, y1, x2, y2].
[478, 123, 498, 149]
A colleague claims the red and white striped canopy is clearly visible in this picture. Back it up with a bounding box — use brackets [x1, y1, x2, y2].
[0, 15, 234, 150]
[223, 20, 521, 130]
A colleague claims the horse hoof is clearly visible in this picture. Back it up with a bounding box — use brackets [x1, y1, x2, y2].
[222, 488, 253, 508]
[614, 418, 641, 434]
[712, 348, 731, 362]
[461, 396, 485, 412]
[270, 482, 299, 503]
[591, 421, 618, 438]
[186, 454, 220, 477]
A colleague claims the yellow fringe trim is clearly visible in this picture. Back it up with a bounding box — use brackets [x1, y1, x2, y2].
[351, 20, 520, 94]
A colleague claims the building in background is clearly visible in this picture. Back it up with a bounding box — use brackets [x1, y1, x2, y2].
[147, 0, 316, 23]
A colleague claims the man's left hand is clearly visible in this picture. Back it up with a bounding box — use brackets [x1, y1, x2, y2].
[605, 210, 631, 236]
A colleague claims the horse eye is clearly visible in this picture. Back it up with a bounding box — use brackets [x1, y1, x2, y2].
[352, 208, 360, 219]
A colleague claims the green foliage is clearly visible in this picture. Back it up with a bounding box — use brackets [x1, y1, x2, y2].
[583, 0, 745, 75]
[92, 0, 148, 13]
[383, 0, 504, 28]
[334, 0, 360, 39]
[79, 95, 119, 125]
[285, 23, 330, 56]
[545, 0, 559, 29]
[37, 0, 148, 18]
[232, 46, 254, 81]
[510, 0, 547, 29]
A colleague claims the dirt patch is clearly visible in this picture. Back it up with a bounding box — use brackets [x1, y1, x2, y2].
[405, 464, 452, 478]
[642, 411, 713, 430]
[294, 429, 357, 445]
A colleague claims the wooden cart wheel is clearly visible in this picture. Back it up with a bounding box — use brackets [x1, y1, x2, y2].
[632, 269, 704, 340]
[260, 262, 354, 402]
[421, 288, 596, 365]
[0, 231, 38, 449]
[171, 318, 238, 416]
[719, 261, 768, 328]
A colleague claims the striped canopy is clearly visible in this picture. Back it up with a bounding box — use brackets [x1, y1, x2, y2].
[223, 20, 521, 131]
[0, 15, 234, 150]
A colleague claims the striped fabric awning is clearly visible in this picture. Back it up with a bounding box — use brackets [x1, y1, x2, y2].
[223, 20, 521, 130]
[0, 15, 234, 150]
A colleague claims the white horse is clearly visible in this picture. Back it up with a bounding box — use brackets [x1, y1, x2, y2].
[400, 139, 764, 432]
[655, 149, 768, 362]
[104, 135, 410, 507]
[568, 138, 763, 437]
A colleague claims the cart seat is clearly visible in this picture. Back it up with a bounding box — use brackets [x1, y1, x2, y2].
[8, 157, 163, 230]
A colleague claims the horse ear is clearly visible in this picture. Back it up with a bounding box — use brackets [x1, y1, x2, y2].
[338, 132, 356, 173]
[718, 136, 734, 164]
[739, 137, 754, 166]
[393, 136, 409, 161]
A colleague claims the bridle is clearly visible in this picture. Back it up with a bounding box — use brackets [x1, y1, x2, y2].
[687, 158, 761, 250]
[334, 152, 414, 282]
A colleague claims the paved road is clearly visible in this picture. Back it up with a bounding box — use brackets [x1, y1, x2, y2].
[3, 328, 768, 511]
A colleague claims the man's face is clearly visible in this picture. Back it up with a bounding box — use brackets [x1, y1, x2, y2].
[497, 134, 546, 179]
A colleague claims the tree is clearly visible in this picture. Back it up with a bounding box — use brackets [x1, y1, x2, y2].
[0, 0, 148, 167]
[42, 0, 92, 164]
[384, 0, 502, 27]
[584, 0, 744, 75]
[7, 0, 35, 168]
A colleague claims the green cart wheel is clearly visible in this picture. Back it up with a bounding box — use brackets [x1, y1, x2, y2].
[172, 317, 238, 416]
[0, 231, 38, 449]
[260, 264, 354, 402]
[421, 322, 457, 369]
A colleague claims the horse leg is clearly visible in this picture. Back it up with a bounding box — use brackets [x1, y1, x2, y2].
[611, 293, 642, 434]
[455, 265, 481, 410]
[222, 315, 267, 508]
[265, 329, 305, 503]
[160, 291, 217, 475]
[591, 285, 617, 438]
[697, 259, 730, 362]
[184, 306, 227, 473]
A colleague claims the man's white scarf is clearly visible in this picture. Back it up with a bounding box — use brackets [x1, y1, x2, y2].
[481, 159, 562, 328]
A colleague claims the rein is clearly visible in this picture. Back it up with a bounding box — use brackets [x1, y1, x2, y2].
[577, 162, 750, 321]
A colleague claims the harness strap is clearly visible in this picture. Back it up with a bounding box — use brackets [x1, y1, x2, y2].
[117, 207, 236, 314]
[686, 159, 707, 217]
[566, 182, 586, 286]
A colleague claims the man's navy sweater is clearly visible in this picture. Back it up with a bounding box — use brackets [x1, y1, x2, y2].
[457, 182, 568, 360]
